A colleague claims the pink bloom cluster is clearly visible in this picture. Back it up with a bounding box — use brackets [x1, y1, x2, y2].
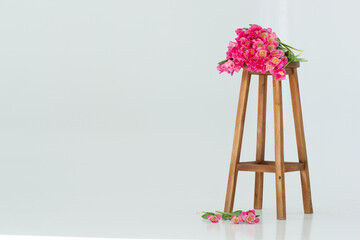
[231, 210, 260, 224]
[217, 24, 288, 80]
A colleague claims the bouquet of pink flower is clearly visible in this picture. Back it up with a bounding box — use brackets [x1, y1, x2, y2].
[200, 209, 260, 224]
[217, 24, 306, 80]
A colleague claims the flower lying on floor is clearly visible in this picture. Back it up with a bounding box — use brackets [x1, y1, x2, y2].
[207, 214, 222, 223]
[230, 215, 242, 224]
[217, 24, 306, 80]
[200, 210, 260, 224]
[240, 210, 260, 224]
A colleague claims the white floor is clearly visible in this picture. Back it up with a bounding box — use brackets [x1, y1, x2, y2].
[0, 205, 358, 240]
[0, 133, 359, 239]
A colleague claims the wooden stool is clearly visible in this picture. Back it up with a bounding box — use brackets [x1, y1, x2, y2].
[224, 62, 313, 220]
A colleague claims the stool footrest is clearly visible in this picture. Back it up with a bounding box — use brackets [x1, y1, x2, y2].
[237, 161, 305, 173]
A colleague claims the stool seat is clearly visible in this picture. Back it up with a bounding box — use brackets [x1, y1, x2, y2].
[223, 62, 313, 220]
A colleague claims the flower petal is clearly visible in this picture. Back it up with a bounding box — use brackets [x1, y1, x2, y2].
[240, 212, 247, 221]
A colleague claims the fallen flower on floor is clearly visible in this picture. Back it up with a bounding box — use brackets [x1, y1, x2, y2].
[231, 215, 243, 224]
[200, 210, 260, 224]
[240, 210, 260, 224]
[207, 214, 221, 223]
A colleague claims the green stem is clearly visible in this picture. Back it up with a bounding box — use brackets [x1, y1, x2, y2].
[283, 44, 303, 52]
[284, 59, 293, 68]
[278, 40, 303, 52]
[278, 38, 303, 57]
[215, 210, 233, 216]
[279, 42, 294, 55]
[218, 59, 229, 65]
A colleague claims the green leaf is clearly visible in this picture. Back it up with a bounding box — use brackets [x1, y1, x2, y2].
[222, 215, 231, 220]
[255, 215, 260, 218]
[215, 210, 225, 214]
[218, 59, 229, 65]
[232, 210, 243, 216]
[277, 46, 287, 51]
[201, 212, 215, 219]
[285, 45, 303, 52]
[288, 54, 297, 61]
[214, 210, 234, 220]
[294, 58, 308, 62]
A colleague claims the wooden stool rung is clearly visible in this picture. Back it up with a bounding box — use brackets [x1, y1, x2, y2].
[237, 161, 305, 173]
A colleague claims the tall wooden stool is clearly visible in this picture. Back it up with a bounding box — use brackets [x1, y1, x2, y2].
[224, 62, 313, 220]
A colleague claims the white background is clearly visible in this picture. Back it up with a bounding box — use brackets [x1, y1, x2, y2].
[0, 0, 359, 239]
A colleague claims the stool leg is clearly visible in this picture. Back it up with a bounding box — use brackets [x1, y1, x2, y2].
[224, 69, 251, 213]
[273, 78, 286, 220]
[254, 75, 267, 209]
[289, 69, 313, 214]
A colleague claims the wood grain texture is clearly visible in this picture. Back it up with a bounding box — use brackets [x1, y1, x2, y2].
[224, 69, 251, 213]
[254, 75, 267, 209]
[273, 78, 286, 220]
[289, 69, 313, 214]
[237, 161, 305, 173]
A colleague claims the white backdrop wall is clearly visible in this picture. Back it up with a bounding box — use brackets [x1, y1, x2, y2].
[0, 0, 359, 238]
